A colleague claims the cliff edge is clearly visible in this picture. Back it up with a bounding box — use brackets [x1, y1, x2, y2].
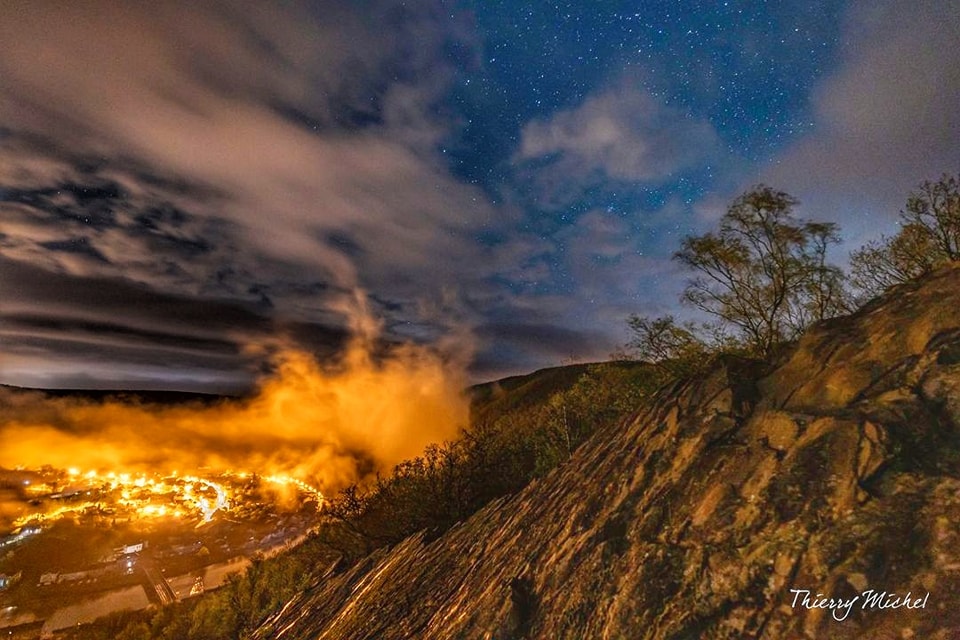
[256, 264, 960, 640]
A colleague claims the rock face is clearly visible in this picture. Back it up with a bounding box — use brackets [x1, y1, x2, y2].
[255, 265, 960, 640]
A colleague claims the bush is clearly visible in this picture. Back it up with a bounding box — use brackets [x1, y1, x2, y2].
[321, 362, 656, 550]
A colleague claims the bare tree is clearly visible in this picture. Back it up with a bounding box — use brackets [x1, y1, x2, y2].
[904, 174, 960, 261]
[850, 223, 940, 300]
[674, 186, 847, 358]
[850, 174, 960, 301]
[625, 315, 711, 376]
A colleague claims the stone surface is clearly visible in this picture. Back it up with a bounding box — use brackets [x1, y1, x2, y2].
[254, 265, 960, 640]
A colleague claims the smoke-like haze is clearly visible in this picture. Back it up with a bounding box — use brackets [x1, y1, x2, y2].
[0, 328, 469, 494]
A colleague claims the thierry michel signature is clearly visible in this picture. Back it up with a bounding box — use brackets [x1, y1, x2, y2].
[789, 588, 930, 622]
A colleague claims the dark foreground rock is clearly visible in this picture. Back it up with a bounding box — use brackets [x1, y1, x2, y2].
[256, 265, 960, 640]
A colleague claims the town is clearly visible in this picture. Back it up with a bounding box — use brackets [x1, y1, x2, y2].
[0, 466, 322, 636]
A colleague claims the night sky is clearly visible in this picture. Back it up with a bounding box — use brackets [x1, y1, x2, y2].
[1, 1, 958, 391]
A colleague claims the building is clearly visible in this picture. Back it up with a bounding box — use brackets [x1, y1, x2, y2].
[0, 571, 22, 590]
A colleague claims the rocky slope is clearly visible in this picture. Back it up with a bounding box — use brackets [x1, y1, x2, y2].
[255, 264, 960, 639]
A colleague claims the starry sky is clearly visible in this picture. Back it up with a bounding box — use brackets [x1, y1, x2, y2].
[1, 0, 958, 391]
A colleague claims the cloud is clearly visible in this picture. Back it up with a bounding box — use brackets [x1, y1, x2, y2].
[0, 9, 485, 278]
[0, 1, 520, 387]
[514, 82, 720, 206]
[0, 256, 350, 391]
[761, 0, 960, 243]
[0, 1, 497, 294]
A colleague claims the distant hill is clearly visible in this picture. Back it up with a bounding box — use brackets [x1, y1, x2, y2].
[2, 360, 647, 414]
[0, 384, 233, 405]
[469, 360, 647, 423]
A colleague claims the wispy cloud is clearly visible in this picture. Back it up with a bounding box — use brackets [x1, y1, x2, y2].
[0, 1, 512, 387]
[514, 81, 720, 207]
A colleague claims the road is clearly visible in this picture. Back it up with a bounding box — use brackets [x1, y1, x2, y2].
[138, 556, 176, 606]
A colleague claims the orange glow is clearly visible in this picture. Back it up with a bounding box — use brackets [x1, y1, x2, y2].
[0, 322, 470, 519]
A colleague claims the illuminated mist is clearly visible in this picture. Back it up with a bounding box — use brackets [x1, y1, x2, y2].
[0, 330, 469, 501]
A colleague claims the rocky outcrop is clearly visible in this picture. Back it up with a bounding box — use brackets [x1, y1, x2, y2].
[255, 265, 960, 640]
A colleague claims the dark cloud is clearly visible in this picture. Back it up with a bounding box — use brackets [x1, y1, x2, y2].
[0, 256, 347, 390]
[2, 313, 243, 356]
[477, 322, 602, 353]
[0, 0, 512, 387]
[0, 258, 273, 333]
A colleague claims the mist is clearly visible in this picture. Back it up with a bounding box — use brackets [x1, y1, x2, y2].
[0, 335, 469, 496]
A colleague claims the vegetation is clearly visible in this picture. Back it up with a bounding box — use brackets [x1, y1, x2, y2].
[851, 173, 960, 300]
[673, 186, 849, 358]
[64, 536, 338, 640]
[66, 173, 960, 640]
[65, 362, 659, 640]
[630, 175, 960, 372]
[624, 315, 742, 377]
[322, 361, 658, 556]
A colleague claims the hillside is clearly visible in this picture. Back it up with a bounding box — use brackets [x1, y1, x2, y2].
[0, 384, 233, 405]
[250, 264, 960, 639]
[470, 360, 648, 423]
